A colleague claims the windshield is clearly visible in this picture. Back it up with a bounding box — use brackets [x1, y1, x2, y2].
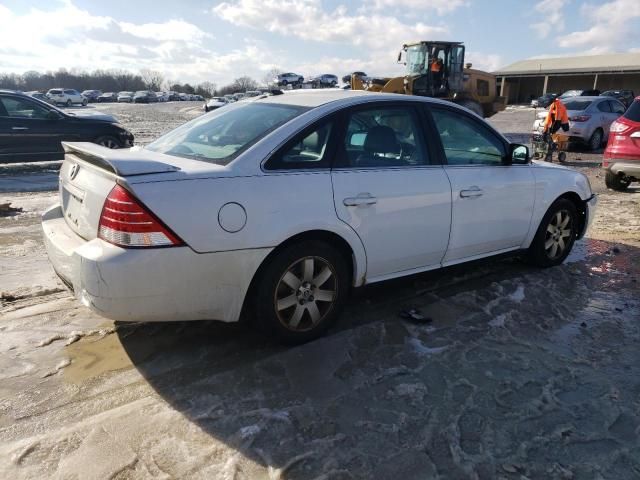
[405, 45, 427, 75]
[146, 103, 307, 165]
[564, 100, 592, 111]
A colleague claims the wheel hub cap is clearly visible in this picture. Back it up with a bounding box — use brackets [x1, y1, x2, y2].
[544, 210, 573, 259]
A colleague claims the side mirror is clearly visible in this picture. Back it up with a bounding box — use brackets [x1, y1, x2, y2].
[509, 144, 530, 165]
[46, 110, 62, 120]
[349, 132, 367, 147]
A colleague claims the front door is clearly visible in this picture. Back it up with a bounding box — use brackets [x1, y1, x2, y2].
[428, 106, 535, 264]
[0, 95, 65, 162]
[331, 103, 452, 281]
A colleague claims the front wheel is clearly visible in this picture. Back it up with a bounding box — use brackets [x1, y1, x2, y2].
[95, 136, 122, 149]
[526, 198, 578, 267]
[82, 98, 88, 106]
[253, 241, 349, 344]
[66, 99, 72, 107]
[605, 171, 631, 191]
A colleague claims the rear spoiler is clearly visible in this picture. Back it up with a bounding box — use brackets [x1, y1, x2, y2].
[62, 142, 180, 177]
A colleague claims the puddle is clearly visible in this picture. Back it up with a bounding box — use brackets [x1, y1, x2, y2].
[63, 331, 134, 383]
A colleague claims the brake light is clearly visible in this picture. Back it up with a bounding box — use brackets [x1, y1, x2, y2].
[98, 185, 184, 248]
[570, 115, 591, 122]
[610, 120, 631, 133]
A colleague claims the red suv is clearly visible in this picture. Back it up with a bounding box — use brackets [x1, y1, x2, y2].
[603, 97, 640, 190]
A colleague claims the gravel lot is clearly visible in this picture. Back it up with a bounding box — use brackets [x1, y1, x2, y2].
[1, 102, 639, 479]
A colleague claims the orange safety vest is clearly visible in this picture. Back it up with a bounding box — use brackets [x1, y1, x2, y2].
[543, 98, 569, 132]
[431, 61, 441, 73]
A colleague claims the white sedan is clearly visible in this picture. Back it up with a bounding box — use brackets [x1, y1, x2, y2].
[42, 90, 597, 343]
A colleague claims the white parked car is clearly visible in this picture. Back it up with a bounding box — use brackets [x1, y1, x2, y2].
[42, 91, 597, 343]
[47, 88, 87, 107]
[203, 96, 228, 112]
[155, 91, 169, 102]
[117, 91, 134, 103]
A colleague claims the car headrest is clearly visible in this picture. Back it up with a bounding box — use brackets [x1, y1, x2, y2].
[364, 125, 400, 154]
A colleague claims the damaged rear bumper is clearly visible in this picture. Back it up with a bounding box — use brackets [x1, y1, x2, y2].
[41, 204, 271, 323]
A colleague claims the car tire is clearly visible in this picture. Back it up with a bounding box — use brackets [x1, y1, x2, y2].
[588, 128, 603, 151]
[66, 99, 72, 107]
[526, 198, 578, 268]
[281, 80, 288, 86]
[458, 100, 484, 118]
[94, 136, 122, 149]
[558, 152, 567, 163]
[253, 240, 350, 344]
[82, 98, 88, 106]
[605, 171, 631, 191]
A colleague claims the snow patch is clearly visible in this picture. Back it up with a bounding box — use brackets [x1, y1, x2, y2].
[509, 286, 525, 303]
[407, 337, 448, 356]
[489, 314, 507, 328]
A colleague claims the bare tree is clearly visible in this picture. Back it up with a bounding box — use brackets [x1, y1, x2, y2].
[232, 76, 258, 92]
[262, 67, 282, 86]
[198, 81, 217, 98]
[140, 69, 164, 91]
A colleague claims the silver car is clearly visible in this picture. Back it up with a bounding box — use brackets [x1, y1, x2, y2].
[275, 72, 304, 86]
[532, 96, 626, 150]
[309, 74, 338, 87]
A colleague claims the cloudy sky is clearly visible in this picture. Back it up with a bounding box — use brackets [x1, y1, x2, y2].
[0, 0, 638, 86]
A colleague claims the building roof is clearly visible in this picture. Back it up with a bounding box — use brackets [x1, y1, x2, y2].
[494, 52, 640, 76]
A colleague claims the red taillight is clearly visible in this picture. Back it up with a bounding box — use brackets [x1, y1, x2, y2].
[610, 120, 630, 133]
[570, 115, 591, 122]
[98, 185, 184, 248]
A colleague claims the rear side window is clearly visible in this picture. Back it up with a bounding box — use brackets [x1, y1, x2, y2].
[339, 106, 429, 168]
[563, 100, 592, 111]
[265, 121, 333, 170]
[610, 101, 626, 115]
[49, 89, 62, 94]
[597, 101, 611, 113]
[624, 100, 640, 122]
[65, 89, 75, 94]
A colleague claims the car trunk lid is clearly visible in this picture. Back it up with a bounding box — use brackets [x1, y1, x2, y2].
[59, 142, 182, 240]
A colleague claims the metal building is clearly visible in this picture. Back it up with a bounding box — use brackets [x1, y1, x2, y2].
[493, 53, 640, 104]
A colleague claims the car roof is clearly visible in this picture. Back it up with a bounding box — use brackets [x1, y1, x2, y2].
[256, 90, 410, 108]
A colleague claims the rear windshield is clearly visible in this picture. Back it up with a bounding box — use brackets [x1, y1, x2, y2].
[564, 100, 592, 111]
[146, 103, 307, 165]
[624, 100, 640, 122]
[49, 89, 62, 94]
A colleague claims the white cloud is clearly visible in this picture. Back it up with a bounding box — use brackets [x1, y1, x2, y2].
[531, 0, 569, 38]
[0, 1, 221, 83]
[371, 0, 468, 15]
[559, 0, 640, 51]
[213, 0, 448, 50]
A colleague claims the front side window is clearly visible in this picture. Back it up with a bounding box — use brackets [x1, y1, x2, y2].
[265, 122, 333, 170]
[341, 106, 428, 168]
[431, 108, 505, 166]
[0, 97, 50, 119]
[146, 103, 306, 165]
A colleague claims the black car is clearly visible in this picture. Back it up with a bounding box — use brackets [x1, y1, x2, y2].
[133, 91, 158, 103]
[342, 71, 367, 84]
[601, 90, 635, 109]
[97, 92, 118, 103]
[0, 90, 134, 163]
[81, 90, 102, 102]
[531, 92, 558, 108]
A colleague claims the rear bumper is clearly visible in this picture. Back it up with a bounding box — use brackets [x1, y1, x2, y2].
[605, 160, 640, 177]
[42, 204, 271, 323]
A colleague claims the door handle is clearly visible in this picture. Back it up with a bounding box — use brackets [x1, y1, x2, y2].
[460, 186, 483, 198]
[12, 127, 28, 131]
[343, 193, 378, 207]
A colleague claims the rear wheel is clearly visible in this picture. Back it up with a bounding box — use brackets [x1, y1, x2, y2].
[95, 136, 122, 149]
[605, 171, 631, 191]
[588, 128, 603, 151]
[82, 98, 88, 106]
[66, 99, 72, 107]
[253, 241, 349, 344]
[526, 198, 578, 267]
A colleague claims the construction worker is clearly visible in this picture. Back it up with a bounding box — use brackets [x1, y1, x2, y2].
[542, 97, 569, 161]
[430, 57, 443, 91]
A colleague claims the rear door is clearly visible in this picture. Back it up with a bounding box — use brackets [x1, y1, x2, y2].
[426, 105, 535, 264]
[331, 102, 452, 281]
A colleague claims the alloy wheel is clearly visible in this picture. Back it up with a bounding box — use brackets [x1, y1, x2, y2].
[274, 256, 337, 332]
[544, 210, 573, 259]
[589, 129, 602, 150]
[98, 138, 120, 149]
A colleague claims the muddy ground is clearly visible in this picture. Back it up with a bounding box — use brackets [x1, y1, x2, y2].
[1, 104, 639, 479]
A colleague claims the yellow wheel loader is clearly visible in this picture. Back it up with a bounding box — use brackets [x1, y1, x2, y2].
[351, 41, 506, 118]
